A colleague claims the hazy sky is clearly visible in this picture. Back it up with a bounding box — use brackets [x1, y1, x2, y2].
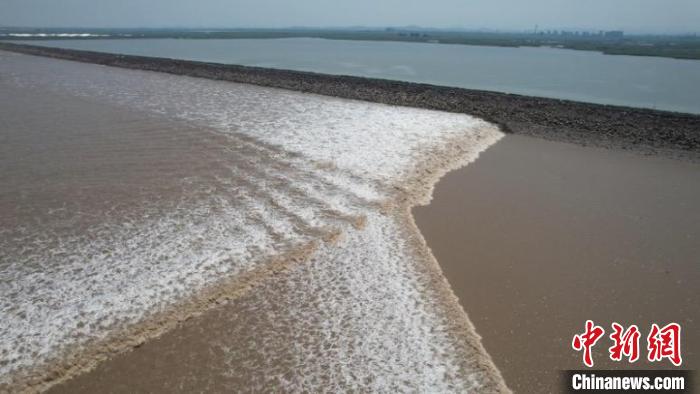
[2, 0, 699, 33]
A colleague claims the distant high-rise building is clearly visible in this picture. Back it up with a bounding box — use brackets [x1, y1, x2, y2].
[604, 30, 624, 38]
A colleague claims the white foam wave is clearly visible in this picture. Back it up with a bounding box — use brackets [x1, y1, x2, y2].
[0, 51, 505, 390]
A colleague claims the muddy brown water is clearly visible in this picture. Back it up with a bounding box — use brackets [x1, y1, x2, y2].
[1, 52, 506, 392]
[413, 134, 700, 392]
[50, 133, 699, 393]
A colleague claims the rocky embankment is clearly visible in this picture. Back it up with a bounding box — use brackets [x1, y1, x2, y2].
[1, 42, 698, 161]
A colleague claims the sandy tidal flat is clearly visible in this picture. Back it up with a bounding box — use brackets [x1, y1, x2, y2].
[0, 51, 506, 392]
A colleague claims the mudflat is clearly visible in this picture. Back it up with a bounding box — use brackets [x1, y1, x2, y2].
[413, 134, 700, 392]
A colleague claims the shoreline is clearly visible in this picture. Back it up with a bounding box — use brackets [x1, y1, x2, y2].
[1, 44, 696, 391]
[1, 52, 510, 392]
[1, 42, 699, 162]
[3, 33, 699, 61]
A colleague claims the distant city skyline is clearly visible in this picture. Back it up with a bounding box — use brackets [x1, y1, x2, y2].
[1, 0, 699, 34]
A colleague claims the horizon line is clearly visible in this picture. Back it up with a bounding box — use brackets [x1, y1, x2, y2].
[1, 25, 698, 36]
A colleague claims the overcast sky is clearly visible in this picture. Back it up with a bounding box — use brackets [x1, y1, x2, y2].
[2, 0, 699, 34]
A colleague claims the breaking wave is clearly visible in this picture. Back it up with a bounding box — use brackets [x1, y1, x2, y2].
[0, 51, 506, 392]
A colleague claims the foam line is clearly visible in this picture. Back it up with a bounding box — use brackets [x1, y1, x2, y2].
[0, 52, 507, 392]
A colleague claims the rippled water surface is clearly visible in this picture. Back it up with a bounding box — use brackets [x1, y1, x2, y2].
[0, 50, 504, 391]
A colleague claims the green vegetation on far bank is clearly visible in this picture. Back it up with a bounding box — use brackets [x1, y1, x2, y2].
[2, 27, 700, 60]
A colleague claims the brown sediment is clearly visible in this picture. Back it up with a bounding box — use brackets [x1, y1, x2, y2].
[392, 126, 511, 391]
[0, 81, 351, 392]
[413, 134, 700, 392]
[42, 126, 510, 393]
[16, 240, 321, 394]
[3, 42, 695, 392]
[1, 56, 510, 391]
[0, 42, 699, 162]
